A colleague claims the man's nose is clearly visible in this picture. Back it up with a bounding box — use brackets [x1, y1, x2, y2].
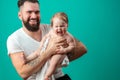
[31, 12, 37, 18]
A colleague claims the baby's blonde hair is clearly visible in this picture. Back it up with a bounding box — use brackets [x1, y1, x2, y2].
[51, 12, 68, 27]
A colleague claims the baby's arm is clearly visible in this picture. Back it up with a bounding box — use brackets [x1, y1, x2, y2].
[64, 38, 75, 53]
[26, 51, 38, 62]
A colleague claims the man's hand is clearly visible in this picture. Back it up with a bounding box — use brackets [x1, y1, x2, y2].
[56, 46, 66, 54]
[67, 39, 87, 61]
[46, 35, 67, 56]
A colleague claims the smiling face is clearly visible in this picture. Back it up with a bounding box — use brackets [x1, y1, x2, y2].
[52, 17, 68, 36]
[18, 1, 40, 32]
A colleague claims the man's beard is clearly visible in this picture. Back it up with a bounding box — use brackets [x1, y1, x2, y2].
[23, 18, 40, 32]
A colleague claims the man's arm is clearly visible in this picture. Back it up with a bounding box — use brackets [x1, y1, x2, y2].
[9, 50, 51, 79]
[9, 35, 66, 79]
[68, 39, 87, 61]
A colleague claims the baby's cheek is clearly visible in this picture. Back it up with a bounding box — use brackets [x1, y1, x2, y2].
[62, 28, 67, 33]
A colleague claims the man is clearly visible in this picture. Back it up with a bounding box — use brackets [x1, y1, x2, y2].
[7, 0, 87, 80]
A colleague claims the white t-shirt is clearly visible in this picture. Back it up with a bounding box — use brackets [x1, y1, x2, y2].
[6, 24, 65, 80]
[7, 24, 50, 56]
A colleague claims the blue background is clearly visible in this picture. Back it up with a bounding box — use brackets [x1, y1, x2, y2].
[0, 0, 120, 80]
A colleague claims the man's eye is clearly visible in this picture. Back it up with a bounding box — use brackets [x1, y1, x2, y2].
[35, 11, 40, 14]
[27, 11, 32, 14]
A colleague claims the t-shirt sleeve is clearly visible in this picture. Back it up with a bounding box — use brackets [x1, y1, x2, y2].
[40, 24, 51, 35]
[7, 36, 24, 55]
[44, 24, 51, 30]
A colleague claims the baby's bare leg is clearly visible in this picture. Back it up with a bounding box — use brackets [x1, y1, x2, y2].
[44, 54, 65, 80]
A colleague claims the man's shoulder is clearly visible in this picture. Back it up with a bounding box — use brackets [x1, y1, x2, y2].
[7, 28, 22, 40]
[40, 24, 51, 32]
[40, 24, 50, 28]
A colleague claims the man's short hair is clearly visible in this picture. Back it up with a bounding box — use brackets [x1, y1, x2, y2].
[17, 0, 39, 8]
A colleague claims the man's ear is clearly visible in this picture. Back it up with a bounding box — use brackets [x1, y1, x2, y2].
[18, 11, 22, 20]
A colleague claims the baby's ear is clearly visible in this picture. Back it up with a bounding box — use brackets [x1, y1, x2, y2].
[65, 23, 68, 27]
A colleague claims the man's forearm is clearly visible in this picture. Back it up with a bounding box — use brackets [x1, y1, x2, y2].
[21, 56, 45, 79]
[68, 39, 87, 61]
[26, 50, 52, 76]
[26, 53, 47, 73]
[11, 50, 52, 79]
